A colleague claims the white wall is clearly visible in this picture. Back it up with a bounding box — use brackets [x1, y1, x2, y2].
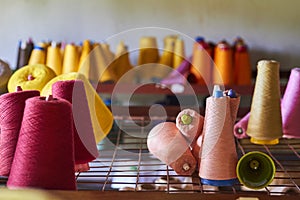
[1, 0, 300, 70]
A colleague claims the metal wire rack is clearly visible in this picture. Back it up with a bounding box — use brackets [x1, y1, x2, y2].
[75, 114, 300, 197]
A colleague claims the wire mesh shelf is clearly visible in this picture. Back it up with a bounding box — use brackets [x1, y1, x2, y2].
[75, 115, 300, 196]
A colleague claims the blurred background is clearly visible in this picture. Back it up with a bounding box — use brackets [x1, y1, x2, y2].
[1, 0, 299, 70]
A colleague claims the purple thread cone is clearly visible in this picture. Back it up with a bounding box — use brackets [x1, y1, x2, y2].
[160, 57, 191, 85]
[281, 68, 300, 138]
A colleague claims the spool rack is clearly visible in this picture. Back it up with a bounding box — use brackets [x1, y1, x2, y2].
[74, 114, 300, 197]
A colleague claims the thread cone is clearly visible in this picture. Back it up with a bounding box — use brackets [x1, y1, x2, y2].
[247, 60, 282, 144]
[281, 68, 300, 138]
[7, 96, 76, 190]
[199, 96, 240, 186]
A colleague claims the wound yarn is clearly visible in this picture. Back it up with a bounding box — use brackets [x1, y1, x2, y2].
[52, 80, 99, 164]
[0, 90, 39, 177]
[199, 96, 240, 186]
[281, 68, 300, 138]
[7, 96, 76, 190]
[247, 60, 282, 145]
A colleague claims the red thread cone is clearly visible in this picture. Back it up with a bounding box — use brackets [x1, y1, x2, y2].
[0, 90, 39, 177]
[52, 80, 99, 165]
[7, 96, 76, 190]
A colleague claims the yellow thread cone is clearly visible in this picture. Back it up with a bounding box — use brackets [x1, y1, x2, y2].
[62, 44, 79, 74]
[173, 38, 185, 69]
[41, 72, 113, 143]
[78, 40, 92, 73]
[137, 36, 160, 81]
[213, 41, 234, 85]
[158, 35, 177, 68]
[46, 42, 62, 75]
[247, 60, 282, 145]
[137, 36, 159, 65]
[113, 41, 134, 82]
[28, 46, 46, 65]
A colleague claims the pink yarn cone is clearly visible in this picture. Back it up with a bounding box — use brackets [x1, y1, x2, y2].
[234, 112, 250, 139]
[160, 58, 191, 85]
[7, 96, 76, 190]
[0, 89, 39, 177]
[281, 68, 300, 138]
[52, 80, 99, 166]
[199, 95, 240, 186]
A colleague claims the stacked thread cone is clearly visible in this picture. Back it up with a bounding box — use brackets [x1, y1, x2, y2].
[247, 60, 282, 145]
[7, 96, 76, 190]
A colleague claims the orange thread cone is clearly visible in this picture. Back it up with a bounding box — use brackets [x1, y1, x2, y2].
[191, 39, 213, 85]
[213, 41, 234, 85]
[234, 43, 252, 85]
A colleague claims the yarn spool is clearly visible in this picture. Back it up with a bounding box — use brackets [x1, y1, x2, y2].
[137, 36, 159, 65]
[234, 112, 250, 139]
[7, 96, 76, 190]
[159, 35, 177, 68]
[28, 46, 46, 65]
[62, 44, 79, 74]
[281, 67, 300, 138]
[46, 42, 63, 75]
[0, 59, 12, 94]
[52, 80, 99, 164]
[16, 39, 34, 69]
[213, 41, 234, 85]
[173, 38, 185, 69]
[247, 60, 282, 145]
[137, 36, 160, 81]
[199, 95, 240, 186]
[83, 43, 116, 83]
[236, 151, 276, 189]
[16, 40, 30, 69]
[176, 108, 204, 147]
[147, 122, 197, 175]
[113, 41, 134, 82]
[190, 39, 213, 85]
[78, 40, 92, 72]
[160, 58, 191, 85]
[0, 88, 40, 177]
[233, 43, 252, 85]
[41, 72, 114, 143]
